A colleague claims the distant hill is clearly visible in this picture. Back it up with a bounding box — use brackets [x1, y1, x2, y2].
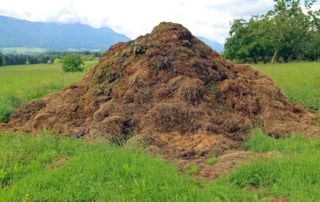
[197, 36, 224, 53]
[0, 15, 130, 53]
[0, 15, 224, 54]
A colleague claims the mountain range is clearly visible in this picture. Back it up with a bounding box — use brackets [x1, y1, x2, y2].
[0, 15, 223, 53]
[197, 36, 224, 53]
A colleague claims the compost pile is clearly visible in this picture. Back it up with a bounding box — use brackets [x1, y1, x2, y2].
[2, 22, 319, 160]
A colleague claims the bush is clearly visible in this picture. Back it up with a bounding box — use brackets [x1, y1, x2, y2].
[62, 55, 84, 72]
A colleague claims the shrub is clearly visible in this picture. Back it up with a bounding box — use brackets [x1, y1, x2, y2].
[62, 55, 84, 72]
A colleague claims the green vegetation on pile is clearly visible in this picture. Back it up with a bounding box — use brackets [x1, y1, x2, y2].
[204, 156, 218, 165]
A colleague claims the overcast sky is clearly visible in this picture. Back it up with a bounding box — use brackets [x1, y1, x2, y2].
[0, 0, 301, 43]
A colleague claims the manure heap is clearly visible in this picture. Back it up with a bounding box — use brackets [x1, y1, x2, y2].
[2, 22, 319, 160]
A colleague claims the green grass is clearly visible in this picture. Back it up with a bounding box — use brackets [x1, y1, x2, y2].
[185, 165, 200, 175]
[230, 130, 320, 201]
[0, 132, 259, 202]
[2, 131, 320, 201]
[254, 62, 320, 111]
[204, 156, 218, 165]
[244, 129, 320, 153]
[0, 62, 96, 122]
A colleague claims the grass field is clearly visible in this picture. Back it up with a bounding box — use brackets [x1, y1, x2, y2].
[0, 62, 96, 122]
[0, 62, 320, 201]
[253, 62, 320, 112]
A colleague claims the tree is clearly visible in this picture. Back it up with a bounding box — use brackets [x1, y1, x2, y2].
[224, 18, 273, 63]
[0, 53, 2, 66]
[62, 55, 84, 72]
[302, 32, 320, 60]
[224, 0, 319, 63]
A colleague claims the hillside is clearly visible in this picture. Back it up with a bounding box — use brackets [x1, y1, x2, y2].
[0, 15, 130, 53]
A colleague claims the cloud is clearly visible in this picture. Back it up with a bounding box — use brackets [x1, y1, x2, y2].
[0, 0, 276, 43]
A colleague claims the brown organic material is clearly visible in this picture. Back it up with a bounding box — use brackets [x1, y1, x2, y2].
[1, 22, 319, 167]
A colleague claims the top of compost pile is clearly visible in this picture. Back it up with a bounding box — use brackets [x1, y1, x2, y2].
[1, 22, 319, 163]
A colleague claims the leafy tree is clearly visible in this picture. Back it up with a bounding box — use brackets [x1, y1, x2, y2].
[267, 0, 312, 62]
[302, 32, 320, 60]
[224, 18, 273, 63]
[62, 55, 84, 72]
[224, 0, 320, 63]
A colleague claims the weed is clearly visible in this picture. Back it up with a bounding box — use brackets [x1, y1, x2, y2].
[204, 156, 218, 165]
[185, 165, 200, 175]
[0, 169, 12, 188]
[132, 45, 147, 55]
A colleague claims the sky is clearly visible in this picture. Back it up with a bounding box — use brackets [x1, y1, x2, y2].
[0, 0, 300, 43]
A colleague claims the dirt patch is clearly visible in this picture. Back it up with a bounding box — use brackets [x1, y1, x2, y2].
[1, 22, 319, 177]
[47, 157, 67, 169]
[273, 197, 286, 202]
[178, 150, 257, 179]
[177, 150, 258, 180]
[179, 151, 284, 180]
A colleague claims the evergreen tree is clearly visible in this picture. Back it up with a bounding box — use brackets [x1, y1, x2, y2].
[0, 53, 3, 66]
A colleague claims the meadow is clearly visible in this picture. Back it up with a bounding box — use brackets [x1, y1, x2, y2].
[0, 62, 320, 201]
[253, 62, 320, 113]
[0, 62, 96, 122]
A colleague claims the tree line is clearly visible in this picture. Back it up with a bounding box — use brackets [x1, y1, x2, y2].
[224, 0, 320, 63]
[0, 53, 54, 66]
[0, 51, 101, 66]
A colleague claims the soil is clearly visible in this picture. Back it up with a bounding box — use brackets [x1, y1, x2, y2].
[1, 22, 319, 177]
[178, 150, 257, 180]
